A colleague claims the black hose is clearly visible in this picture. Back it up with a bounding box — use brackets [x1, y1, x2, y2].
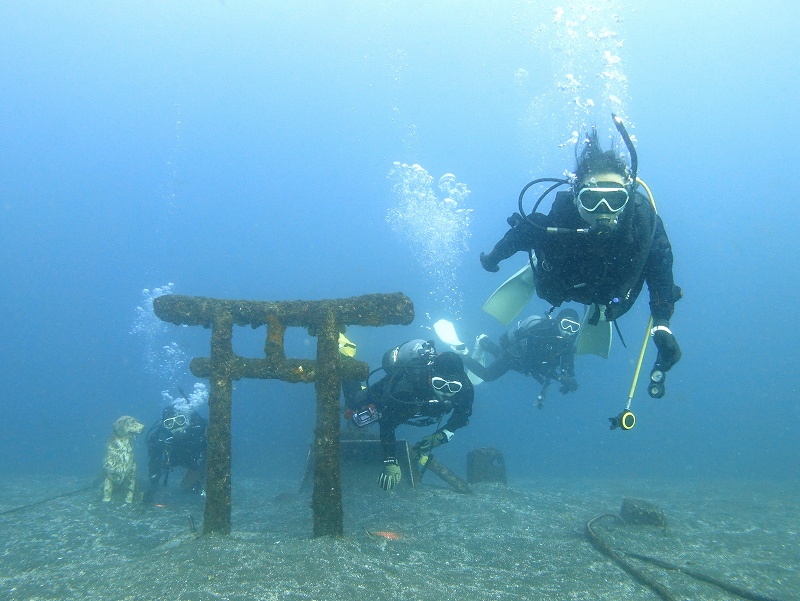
[612, 320, 627, 349]
[517, 178, 571, 231]
[623, 551, 785, 601]
[612, 114, 638, 184]
[585, 513, 677, 601]
[586, 512, 785, 601]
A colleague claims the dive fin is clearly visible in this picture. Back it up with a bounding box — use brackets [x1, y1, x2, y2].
[433, 319, 483, 385]
[433, 319, 467, 355]
[576, 304, 613, 358]
[482, 262, 536, 326]
[471, 339, 487, 365]
[465, 337, 487, 385]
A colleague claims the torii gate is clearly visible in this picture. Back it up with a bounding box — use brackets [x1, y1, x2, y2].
[153, 292, 414, 536]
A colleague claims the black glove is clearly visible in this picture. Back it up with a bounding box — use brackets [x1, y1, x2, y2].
[480, 251, 500, 273]
[652, 326, 681, 372]
[559, 376, 578, 394]
[506, 212, 525, 227]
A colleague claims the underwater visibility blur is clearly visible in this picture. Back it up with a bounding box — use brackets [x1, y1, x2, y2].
[1, 1, 799, 600]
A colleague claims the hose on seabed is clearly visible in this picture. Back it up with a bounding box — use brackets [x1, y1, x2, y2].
[585, 513, 784, 601]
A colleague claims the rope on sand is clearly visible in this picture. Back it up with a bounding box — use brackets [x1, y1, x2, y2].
[0, 484, 95, 516]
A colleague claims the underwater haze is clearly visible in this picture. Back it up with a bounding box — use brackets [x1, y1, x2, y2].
[1, 1, 799, 600]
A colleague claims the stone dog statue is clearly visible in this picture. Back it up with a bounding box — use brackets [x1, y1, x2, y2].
[102, 415, 145, 503]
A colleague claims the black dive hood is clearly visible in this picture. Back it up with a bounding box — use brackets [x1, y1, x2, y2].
[518, 113, 638, 235]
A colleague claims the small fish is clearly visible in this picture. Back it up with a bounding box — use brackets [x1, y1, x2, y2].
[366, 529, 402, 541]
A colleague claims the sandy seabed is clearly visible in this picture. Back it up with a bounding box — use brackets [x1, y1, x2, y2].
[1, 472, 797, 601]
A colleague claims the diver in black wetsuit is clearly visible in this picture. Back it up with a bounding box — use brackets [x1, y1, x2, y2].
[143, 403, 207, 503]
[479, 116, 681, 397]
[463, 309, 580, 405]
[345, 341, 474, 490]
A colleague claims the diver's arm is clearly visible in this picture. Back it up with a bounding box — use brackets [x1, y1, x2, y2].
[376, 376, 406, 459]
[561, 347, 576, 378]
[441, 383, 474, 433]
[480, 213, 544, 271]
[644, 216, 681, 324]
[357, 374, 390, 410]
[643, 215, 682, 380]
[379, 418, 399, 460]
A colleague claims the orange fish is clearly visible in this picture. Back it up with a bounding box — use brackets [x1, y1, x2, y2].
[367, 529, 402, 540]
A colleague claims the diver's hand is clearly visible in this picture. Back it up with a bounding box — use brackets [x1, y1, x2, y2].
[506, 212, 525, 227]
[415, 429, 453, 455]
[480, 252, 500, 272]
[559, 376, 578, 394]
[379, 459, 402, 490]
[652, 324, 681, 372]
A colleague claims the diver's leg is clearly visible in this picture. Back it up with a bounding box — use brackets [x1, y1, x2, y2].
[486, 335, 505, 356]
[463, 355, 510, 382]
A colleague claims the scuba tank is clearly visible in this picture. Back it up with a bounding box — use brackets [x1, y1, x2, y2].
[347, 339, 438, 426]
[381, 339, 436, 375]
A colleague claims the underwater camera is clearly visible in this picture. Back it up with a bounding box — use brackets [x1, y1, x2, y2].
[349, 404, 381, 428]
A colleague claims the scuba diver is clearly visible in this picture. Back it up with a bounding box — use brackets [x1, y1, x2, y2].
[345, 340, 474, 490]
[143, 402, 207, 503]
[479, 115, 681, 398]
[460, 309, 580, 409]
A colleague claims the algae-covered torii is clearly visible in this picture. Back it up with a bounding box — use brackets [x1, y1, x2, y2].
[153, 292, 414, 537]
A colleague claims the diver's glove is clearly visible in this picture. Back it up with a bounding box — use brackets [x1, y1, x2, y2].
[651, 322, 681, 371]
[379, 459, 402, 490]
[480, 251, 500, 273]
[649, 321, 681, 398]
[559, 376, 578, 394]
[415, 429, 454, 455]
[506, 212, 525, 227]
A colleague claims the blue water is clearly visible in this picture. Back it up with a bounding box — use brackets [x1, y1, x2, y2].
[1, 2, 799, 597]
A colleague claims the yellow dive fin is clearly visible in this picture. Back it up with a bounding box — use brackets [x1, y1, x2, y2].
[482, 262, 536, 326]
[576, 304, 613, 358]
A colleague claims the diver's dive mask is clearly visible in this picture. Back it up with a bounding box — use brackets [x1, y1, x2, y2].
[576, 182, 629, 232]
[431, 376, 463, 396]
[577, 184, 629, 214]
[163, 414, 188, 431]
[558, 317, 581, 336]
